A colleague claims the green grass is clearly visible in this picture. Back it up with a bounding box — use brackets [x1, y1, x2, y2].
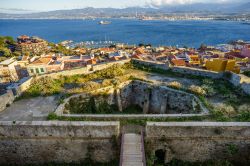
[47, 113, 209, 126]
[12, 159, 119, 166]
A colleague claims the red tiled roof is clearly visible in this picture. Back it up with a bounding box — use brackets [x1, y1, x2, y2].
[171, 59, 186, 66]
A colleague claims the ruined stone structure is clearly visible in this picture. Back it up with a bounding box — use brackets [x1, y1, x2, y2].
[0, 121, 120, 165]
[57, 81, 206, 115]
[146, 122, 250, 165]
[0, 121, 250, 165]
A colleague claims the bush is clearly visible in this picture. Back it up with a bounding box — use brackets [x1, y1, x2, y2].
[188, 85, 206, 96]
[167, 81, 182, 89]
[47, 112, 58, 120]
[238, 104, 250, 112]
[24, 76, 63, 97]
[211, 103, 237, 121]
[201, 79, 216, 96]
[243, 71, 250, 77]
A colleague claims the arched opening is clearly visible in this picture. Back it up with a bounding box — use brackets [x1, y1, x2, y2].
[154, 149, 166, 165]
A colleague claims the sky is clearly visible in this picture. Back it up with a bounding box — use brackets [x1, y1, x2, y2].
[0, 0, 247, 11]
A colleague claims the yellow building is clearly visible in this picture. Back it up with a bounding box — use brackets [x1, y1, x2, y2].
[189, 55, 201, 65]
[205, 59, 240, 73]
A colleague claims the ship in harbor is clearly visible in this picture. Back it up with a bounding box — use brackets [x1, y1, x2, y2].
[99, 20, 111, 25]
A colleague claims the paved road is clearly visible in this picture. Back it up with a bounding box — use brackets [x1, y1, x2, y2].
[0, 96, 58, 121]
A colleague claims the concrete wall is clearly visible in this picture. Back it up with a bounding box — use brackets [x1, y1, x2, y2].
[146, 122, 250, 165]
[0, 121, 120, 165]
[0, 90, 15, 112]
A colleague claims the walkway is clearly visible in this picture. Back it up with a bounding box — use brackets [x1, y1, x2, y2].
[120, 133, 146, 166]
[0, 96, 58, 121]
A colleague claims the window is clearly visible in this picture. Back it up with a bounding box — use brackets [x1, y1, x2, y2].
[35, 68, 39, 74]
[40, 68, 44, 73]
[30, 69, 34, 73]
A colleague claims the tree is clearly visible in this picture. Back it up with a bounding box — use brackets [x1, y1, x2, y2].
[86, 97, 97, 113]
[0, 47, 11, 57]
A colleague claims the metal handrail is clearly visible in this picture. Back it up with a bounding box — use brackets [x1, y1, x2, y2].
[141, 130, 146, 166]
[119, 132, 124, 166]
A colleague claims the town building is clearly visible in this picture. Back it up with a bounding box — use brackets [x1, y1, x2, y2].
[0, 58, 21, 83]
[16, 35, 48, 56]
[241, 44, 250, 58]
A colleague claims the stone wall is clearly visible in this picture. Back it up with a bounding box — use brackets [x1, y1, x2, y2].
[56, 81, 207, 115]
[0, 121, 120, 165]
[228, 72, 250, 95]
[39, 66, 91, 79]
[92, 59, 130, 71]
[132, 59, 169, 70]
[146, 122, 250, 165]
[39, 59, 130, 79]
[132, 59, 250, 95]
[171, 66, 223, 79]
[0, 90, 15, 112]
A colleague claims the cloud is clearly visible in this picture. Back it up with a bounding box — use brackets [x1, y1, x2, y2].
[149, 0, 239, 7]
[150, 0, 194, 6]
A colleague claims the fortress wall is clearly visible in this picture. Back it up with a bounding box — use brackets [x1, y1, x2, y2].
[229, 72, 250, 95]
[146, 122, 250, 165]
[0, 121, 120, 165]
[132, 58, 169, 70]
[0, 90, 15, 112]
[171, 66, 223, 79]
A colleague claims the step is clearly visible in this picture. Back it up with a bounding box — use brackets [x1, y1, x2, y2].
[123, 154, 143, 161]
[122, 161, 144, 166]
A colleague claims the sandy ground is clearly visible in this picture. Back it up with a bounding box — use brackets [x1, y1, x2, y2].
[0, 96, 59, 121]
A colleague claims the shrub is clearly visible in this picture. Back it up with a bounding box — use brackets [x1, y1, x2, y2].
[188, 85, 206, 96]
[238, 104, 250, 112]
[243, 70, 250, 77]
[167, 81, 182, 89]
[25, 76, 63, 97]
[212, 104, 237, 120]
[201, 79, 216, 96]
[47, 112, 58, 120]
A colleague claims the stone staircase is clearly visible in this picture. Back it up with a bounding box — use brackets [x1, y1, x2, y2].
[120, 133, 146, 166]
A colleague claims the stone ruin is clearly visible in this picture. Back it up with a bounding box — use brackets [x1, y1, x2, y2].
[60, 80, 207, 115]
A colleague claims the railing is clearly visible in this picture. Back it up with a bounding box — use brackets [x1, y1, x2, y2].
[119, 132, 124, 166]
[141, 130, 146, 166]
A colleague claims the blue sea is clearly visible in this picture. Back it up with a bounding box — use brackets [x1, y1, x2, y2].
[0, 19, 249, 48]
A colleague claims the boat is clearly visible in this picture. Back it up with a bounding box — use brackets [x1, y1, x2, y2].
[99, 21, 111, 25]
[242, 22, 250, 25]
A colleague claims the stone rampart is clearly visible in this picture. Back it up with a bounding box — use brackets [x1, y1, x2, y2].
[0, 90, 15, 112]
[146, 122, 250, 165]
[228, 72, 250, 95]
[132, 58, 169, 70]
[56, 81, 207, 115]
[0, 121, 120, 165]
[171, 66, 223, 79]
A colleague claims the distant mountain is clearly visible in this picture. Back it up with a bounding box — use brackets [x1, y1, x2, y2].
[230, 2, 250, 12]
[0, 2, 249, 19]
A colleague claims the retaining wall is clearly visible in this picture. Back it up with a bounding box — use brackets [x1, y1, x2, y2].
[228, 72, 250, 95]
[132, 58, 169, 70]
[0, 121, 120, 165]
[39, 59, 130, 79]
[146, 122, 250, 165]
[0, 90, 15, 112]
[171, 66, 223, 79]
[55, 81, 207, 115]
